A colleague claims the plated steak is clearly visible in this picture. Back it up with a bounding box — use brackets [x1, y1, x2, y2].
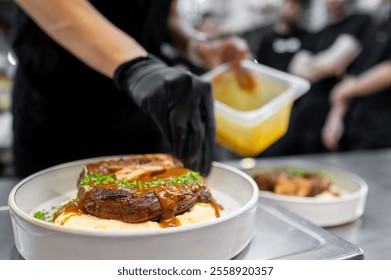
[71, 154, 214, 226]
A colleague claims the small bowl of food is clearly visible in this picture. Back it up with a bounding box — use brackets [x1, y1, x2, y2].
[8, 154, 258, 259]
[245, 160, 368, 227]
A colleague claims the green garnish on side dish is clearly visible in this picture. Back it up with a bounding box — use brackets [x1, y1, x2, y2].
[288, 168, 307, 177]
[80, 171, 203, 189]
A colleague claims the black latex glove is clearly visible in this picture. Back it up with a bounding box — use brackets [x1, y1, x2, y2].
[114, 55, 215, 175]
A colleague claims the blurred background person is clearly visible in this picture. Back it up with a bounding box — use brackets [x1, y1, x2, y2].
[162, 1, 251, 75]
[278, 0, 372, 156]
[322, 0, 391, 151]
[256, 0, 310, 72]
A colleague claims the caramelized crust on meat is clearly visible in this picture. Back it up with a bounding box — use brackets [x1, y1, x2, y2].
[71, 154, 214, 226]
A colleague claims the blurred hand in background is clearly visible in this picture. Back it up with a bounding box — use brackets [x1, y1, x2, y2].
[191, 37, 250, 69]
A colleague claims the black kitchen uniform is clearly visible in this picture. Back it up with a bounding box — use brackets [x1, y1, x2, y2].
[341, 16, 391, 150]
[12, 0, 172, 177]
[255, 25, 312, 157]
[256, 25, 312, 72]
[285, 14, 372, 155]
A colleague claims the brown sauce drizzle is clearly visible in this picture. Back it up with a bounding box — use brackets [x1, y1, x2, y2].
[159, 216, 182, 228]
[52, 201, 83, 225]
[210, 200, 224, 218]
[56, 162, 219, 228]
[137, 168, 190, 228]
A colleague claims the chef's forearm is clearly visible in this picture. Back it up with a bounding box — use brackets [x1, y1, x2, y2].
[168, 0, 189, 56]
[353, 62, 391, 97]
[14, 0, 147, 78]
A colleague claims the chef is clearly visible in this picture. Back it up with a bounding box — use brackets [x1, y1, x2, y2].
[322, 8, 391, 151]
[285, 0, 371, 155]
[256, 0, 311, 73]
[11, 0, 246, 177]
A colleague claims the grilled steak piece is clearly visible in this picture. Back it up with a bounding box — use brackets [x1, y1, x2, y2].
[305, 175, 330, 197]
[76, 154, 213, 225]
[253, 172, 279, 192]
[253, 170, 331, 197]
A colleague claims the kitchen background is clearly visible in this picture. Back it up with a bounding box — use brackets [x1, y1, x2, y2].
[0, 0, 388, 176]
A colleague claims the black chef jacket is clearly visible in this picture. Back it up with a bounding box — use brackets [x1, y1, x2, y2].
[256, 25, 312, 72]
[12, 0, 172, 177]
[287, 14, 372, 155]
[341, 16, 391, 150]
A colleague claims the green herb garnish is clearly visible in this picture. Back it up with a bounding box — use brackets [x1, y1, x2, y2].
[80, 171, 203, 190]
[33, 210, 54, 223]
[287, 168, 307, 177]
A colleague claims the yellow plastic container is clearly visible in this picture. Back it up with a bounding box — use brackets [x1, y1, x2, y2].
[202, 60, 310, 157]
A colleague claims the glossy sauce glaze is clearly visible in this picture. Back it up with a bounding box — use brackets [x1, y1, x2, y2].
[54, 162, 220, 228]
[53, 201, 83, 225]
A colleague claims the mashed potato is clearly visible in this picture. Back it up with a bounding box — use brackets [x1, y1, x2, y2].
[54, 203, 217, 231]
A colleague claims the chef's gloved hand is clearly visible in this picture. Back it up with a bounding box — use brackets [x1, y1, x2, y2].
[113, 55, 215, 175]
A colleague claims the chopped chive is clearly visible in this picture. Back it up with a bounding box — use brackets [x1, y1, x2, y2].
[79, 171, 203, 190]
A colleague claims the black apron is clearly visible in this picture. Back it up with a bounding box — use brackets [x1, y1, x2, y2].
[12, 0, 172, 176]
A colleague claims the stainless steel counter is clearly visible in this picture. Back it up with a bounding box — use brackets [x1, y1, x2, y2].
[1, 149, 391, 259]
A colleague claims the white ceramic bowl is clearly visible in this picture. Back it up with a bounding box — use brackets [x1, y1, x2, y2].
[8, 159, 258, 260]
[244, 160, 368, 227]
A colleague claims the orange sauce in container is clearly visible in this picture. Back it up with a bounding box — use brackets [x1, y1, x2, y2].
[210, 64, 292, 157]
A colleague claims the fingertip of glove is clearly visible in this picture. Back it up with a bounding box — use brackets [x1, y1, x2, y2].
[199, 162, 212, 177]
